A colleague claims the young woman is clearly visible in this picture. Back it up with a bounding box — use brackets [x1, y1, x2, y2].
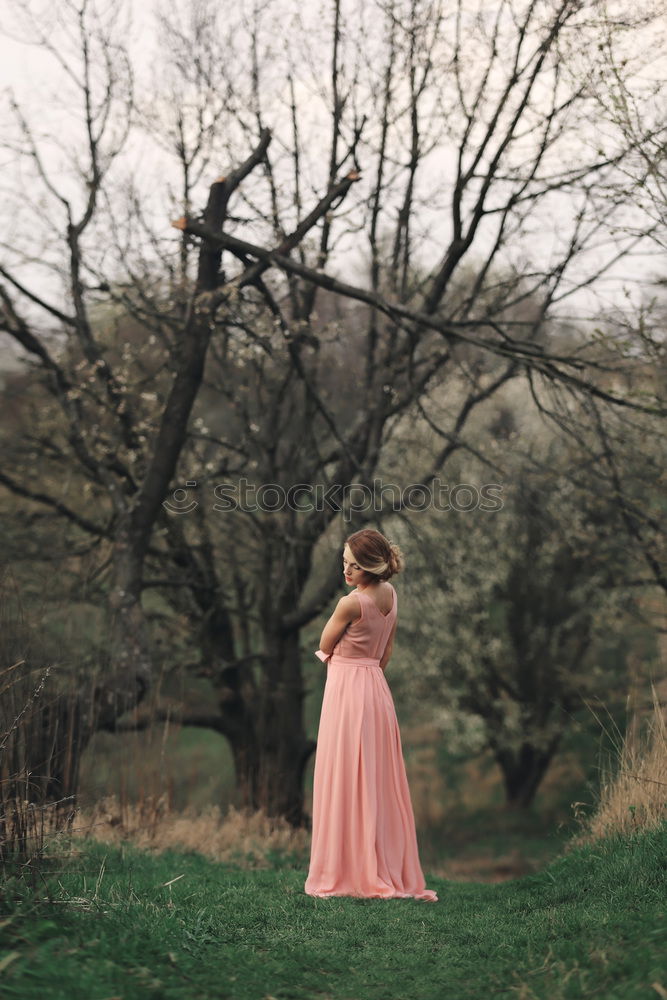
[304, 528, 438, 902]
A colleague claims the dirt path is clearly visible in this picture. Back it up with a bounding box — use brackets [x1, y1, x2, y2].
[433, 849, 546, 883]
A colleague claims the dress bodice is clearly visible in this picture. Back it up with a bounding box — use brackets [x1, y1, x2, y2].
[333, 584, 397, 661]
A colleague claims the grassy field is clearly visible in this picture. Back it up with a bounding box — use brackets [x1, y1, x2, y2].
[1, 819, 665, 1000]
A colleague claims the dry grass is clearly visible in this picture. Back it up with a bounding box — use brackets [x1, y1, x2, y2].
[568, 683, 667, 849]
[66, 793, 311, 868]
[49, 684, 667, 875]
[0, 569, 81, 871]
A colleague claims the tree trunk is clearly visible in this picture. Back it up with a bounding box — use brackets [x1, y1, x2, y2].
[496, 731, 563, 808]
[95, 521, 154, 728]
[230, 730, 316, 829]
[220, 628, 316, 828]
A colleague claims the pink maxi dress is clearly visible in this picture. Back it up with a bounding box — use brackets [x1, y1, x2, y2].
[305, 583, 438, 901]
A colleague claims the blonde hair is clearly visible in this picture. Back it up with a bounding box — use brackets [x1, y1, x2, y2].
[345, 528, 404, 581]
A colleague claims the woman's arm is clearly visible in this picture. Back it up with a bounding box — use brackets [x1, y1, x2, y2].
[379, 617, 398, 673]
[319, 594, 361, 655]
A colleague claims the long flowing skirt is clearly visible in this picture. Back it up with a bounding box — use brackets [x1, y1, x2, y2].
[304, 654, 438, 901]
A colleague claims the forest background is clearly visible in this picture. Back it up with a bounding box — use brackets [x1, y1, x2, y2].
[0, 0, 665, 882]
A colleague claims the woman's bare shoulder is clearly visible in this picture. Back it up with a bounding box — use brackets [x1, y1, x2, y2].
[339, 591, 362, 619]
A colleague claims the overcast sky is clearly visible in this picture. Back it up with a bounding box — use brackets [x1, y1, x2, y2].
[1, 0, 664, 375]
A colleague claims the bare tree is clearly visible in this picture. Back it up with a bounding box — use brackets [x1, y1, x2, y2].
[1, 0, 665, 824]
[397, 432, 640, 807]
[0, 1, 358, 823]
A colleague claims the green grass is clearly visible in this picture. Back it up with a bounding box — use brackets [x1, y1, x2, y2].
[1, 822, 666, 1000]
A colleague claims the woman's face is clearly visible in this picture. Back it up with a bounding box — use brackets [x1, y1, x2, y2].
[342, 545, 368, 587]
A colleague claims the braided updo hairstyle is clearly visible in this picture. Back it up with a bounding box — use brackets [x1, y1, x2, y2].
[345, 528, 405, 582]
